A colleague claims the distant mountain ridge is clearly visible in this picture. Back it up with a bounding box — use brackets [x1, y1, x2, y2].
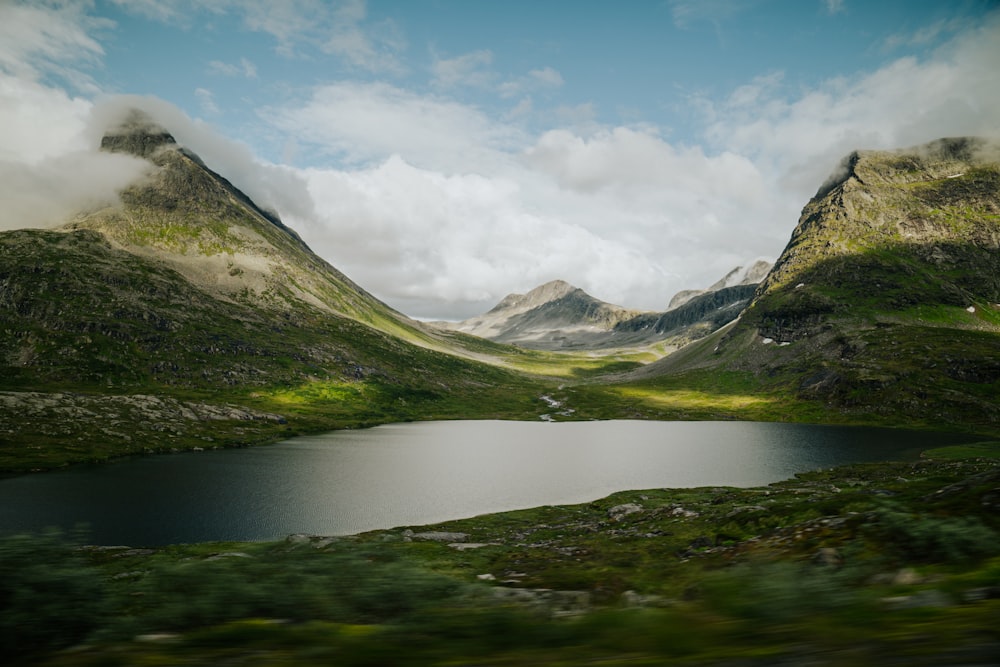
[442, 264, 772, 351]
[667, 260, 772, 310]
[444, 280, 640, 345]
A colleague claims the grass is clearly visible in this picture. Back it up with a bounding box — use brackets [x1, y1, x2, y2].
[920, 441, 1000, 460]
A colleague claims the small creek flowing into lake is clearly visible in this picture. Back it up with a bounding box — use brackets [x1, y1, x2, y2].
[0, 420, 972, 545]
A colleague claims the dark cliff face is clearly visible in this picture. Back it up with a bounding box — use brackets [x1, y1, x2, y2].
[99, 109, 178, 158]
[617, 285, 757, 335]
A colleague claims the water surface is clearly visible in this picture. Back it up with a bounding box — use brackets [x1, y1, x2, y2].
[0, 420, 969, 545]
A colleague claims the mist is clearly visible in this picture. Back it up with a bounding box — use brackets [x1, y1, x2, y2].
[0, 150, 151, 231]
[0, 93, 317, 238]
[88, 96, 317, 224]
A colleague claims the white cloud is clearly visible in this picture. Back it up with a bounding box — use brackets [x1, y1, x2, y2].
[266, 82, 526, 171]
[668, 0, 747, 29]
[825, 0, 844, 16]
[262, 81, 783, 316]
[0, 149, 152, 231]
[114, 0, 406, 71]
[319, 0, 407, 72]
[0, 74, 152, 230]
[109, 0, 184, 23]
[881, 16, 970, 52]
[431, 50, 494, 89]
[0, 74, 90, 164]
[208, 57, 257, 78]
[195, 87, 219, 114]
[431, 51, 564, 104]
[290, 156, 669, 319]
[703, 14, 1000, 198]
[497, 66, 565, 99]
[529, 67, 564, 88]
[0, 0, 111, 91]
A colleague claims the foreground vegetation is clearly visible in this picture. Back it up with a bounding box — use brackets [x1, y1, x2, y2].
[4, 453, 1000, 665]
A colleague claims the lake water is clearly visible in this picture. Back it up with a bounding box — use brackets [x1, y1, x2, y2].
[0, 420, 970, 545]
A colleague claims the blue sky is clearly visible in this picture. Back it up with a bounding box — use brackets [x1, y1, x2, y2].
[2, 0, 999, 319]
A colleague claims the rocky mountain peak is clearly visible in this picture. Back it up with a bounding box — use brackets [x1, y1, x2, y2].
[99, 109, 178, 159]
[522, 280, 577, 306]
[488, 280, 576, 313]
[707, 260, 774, 292]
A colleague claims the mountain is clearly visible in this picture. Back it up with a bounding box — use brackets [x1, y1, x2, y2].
[442, 270, 769, 351]
[440, 280, 641, 348]
[643, 137, 1000, 429]
[0, 110, 540, 470]
[612, 282, 759, 345]
[6, 122, 998, 469]
[69, 110, 407, 331]
[667, 260, 772, 310]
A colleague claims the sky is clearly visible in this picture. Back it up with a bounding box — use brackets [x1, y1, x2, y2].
[1, 0, 999, 320]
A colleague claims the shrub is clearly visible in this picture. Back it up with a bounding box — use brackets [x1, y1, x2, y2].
[127, 548, 464, 634]
[0, 531, 107, 657]
[700, 560, 860, 625]
[867, 503, 999, 565]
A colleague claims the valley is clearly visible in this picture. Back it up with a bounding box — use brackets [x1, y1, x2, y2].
[2, 114, 999, 665]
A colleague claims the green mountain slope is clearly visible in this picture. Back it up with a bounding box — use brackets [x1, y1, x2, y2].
[0, 112, 550, 470]
[634, 137, 1000, 431]
[69, 110, 440, 342]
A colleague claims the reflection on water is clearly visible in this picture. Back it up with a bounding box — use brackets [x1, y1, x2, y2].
[0, 420, 970, 545]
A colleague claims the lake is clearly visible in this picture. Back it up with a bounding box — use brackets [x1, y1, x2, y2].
[0, 420, 970, 545]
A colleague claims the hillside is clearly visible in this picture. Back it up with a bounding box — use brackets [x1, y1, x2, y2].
[0, 111, 550, 470]
[70, 110, 424, 336]
[633, 137, 1000, 431]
